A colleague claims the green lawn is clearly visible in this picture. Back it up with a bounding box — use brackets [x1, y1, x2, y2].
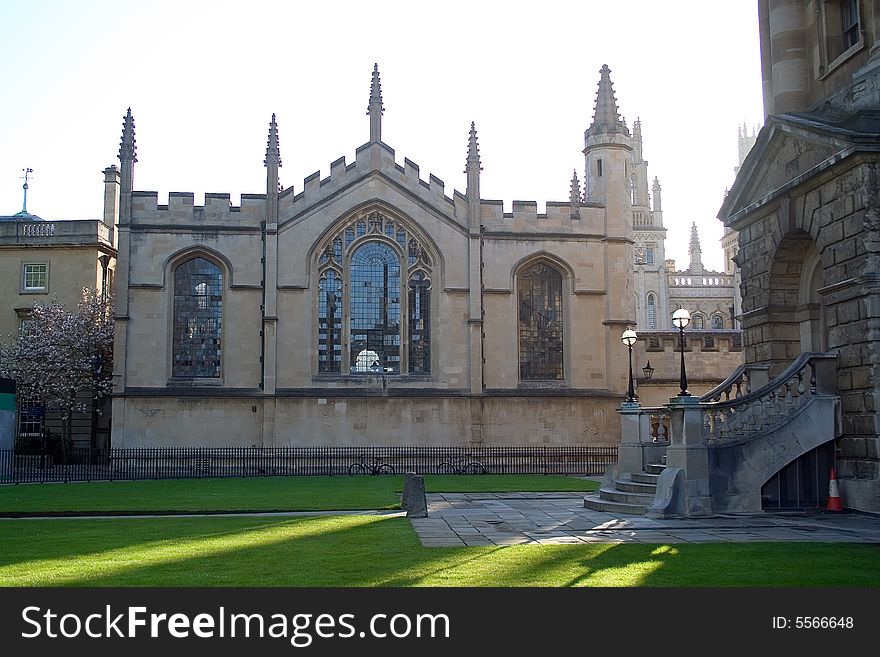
[0, 475, 598, 514]
[1, 515, 877, 587]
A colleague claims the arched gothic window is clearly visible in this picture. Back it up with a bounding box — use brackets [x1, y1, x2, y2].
[647, 293, 657, 329]
[692, 314, 705, 330]
[711, 314, 724, 330]
[172, 257, 222, 378]
[518, 262, 564, 380]
[316, 211, 432, 374]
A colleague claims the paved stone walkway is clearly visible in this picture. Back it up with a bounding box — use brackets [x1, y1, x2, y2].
[410, 493, 880, 546]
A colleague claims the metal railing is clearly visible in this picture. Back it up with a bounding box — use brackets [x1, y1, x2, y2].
[0, 445, 618, 484]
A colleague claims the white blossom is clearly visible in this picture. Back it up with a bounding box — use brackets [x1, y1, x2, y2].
[0, 288, 114, 421]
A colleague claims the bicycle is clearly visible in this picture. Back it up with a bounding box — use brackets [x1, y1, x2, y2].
[436, 454, 485, 474]
[348, 453, 395, 476]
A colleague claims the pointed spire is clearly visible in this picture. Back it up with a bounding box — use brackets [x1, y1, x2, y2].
[119, 108, 137, 163]
[652, 176, 662, 212]
[690, 222, 701, 251]
[586, 64, 629, 138]
[367, 63, 384, 142]
[264, 113, 282, 168]
[465, 122, 481, 173]
[689, 222, 704, 272]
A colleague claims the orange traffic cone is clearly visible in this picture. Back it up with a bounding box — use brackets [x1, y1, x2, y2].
[826, 467, 843, 512]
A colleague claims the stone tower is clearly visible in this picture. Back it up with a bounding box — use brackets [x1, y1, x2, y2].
[583, 65, 636, 385]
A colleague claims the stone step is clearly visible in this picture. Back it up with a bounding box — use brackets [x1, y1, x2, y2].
[583, 494, 648, 516]
[598, 487, 655, 505]
[614, 478, 657, 494]
[645, 463, 666, 475]
[631, 471, 660, 485]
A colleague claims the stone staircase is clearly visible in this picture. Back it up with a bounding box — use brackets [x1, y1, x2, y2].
[584, 462, 666, 515]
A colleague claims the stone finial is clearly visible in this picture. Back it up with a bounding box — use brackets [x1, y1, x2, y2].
[119, 108, 137, 163]
[264, 113, 282, 168]
[570, 169, 581, 204]
[465, 121, 481, 173]
[652, 176, 662, 212]
[586, 64, 628, 137]
[367, 63, 384, 142]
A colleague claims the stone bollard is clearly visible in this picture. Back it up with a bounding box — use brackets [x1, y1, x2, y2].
[402, 471, 428, 518]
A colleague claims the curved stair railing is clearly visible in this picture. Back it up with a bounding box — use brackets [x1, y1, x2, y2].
[699, 362, 771, 403]
[702, 352, 838, 445]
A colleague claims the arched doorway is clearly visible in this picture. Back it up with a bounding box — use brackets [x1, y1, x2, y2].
[798, 244, 826, 352]
[765, 230, 824, 372]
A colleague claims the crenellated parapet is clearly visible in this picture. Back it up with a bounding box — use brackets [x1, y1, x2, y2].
[480, 199, 605, 235]
[276, 141, 461, 226]
[128, 191, 267, 226]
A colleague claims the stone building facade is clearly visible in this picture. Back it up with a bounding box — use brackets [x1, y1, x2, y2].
[109, 65, 658, 448]
[719, 0, 880, 512]
[0, 179, 117, 448]
[631, 132, 738, 333]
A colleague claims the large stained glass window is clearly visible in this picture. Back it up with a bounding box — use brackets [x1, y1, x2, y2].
[349, 242, 401, 373]
[173, 257, 222, 378]
[315, 211, 432, 375]
[518, 263, 563, 380]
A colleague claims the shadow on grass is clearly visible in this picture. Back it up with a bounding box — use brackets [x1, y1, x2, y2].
[4, 515, 879, 587]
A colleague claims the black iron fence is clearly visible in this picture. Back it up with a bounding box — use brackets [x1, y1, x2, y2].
[0, 445, 617, 484]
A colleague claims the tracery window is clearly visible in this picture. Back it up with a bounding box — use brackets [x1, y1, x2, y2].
[647, 293, 657, 329]
[518, 262, 564, 380]
[316, 211, 432, 374]
[172, 257, 222, 378]
[711, 314, 724, 330]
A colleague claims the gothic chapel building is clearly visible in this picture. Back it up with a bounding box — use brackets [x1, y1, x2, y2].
[111, 65, 645, 447]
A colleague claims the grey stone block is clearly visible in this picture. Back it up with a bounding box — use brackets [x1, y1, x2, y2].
[404, 472, 428, 518]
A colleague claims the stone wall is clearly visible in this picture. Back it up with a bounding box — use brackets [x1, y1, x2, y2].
[112, 394, 622, 448]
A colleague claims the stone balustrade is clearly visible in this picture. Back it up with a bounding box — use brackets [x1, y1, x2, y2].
[701, 353, 838, 445]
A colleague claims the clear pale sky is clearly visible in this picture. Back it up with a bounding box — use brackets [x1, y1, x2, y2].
[0, 0, 763, 271]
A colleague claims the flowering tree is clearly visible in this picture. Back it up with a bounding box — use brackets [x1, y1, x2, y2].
[0, 288, 114, 456]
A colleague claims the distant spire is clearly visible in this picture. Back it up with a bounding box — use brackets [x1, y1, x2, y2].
[586, 64, 628, 137]
[119, 108, 137, 163]
[20, 167, 33, 213]
[264, 113, 282, 168]
[690, 223, 701, 251]
[465, 121, 481, 173]
[689, 222, 703, 272]
[367, 63, 384, 142]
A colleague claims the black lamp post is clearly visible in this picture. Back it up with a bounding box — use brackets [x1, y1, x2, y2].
[642, 360, 655, 382]
[672, 308, 691, 396]
[621, 328, 637, 403]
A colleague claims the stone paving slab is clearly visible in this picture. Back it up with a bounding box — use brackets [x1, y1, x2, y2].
[412, 493, 880, 547]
